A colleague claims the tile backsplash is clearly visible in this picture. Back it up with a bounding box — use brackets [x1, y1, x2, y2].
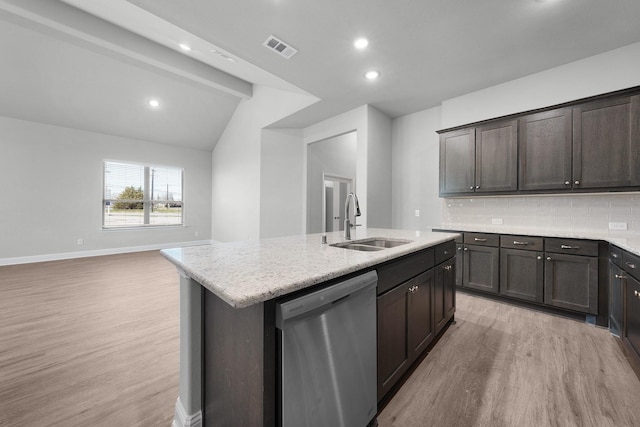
[442, 193, 640, 235]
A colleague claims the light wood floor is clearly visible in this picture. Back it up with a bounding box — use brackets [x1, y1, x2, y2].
[379, 292, 640, 427]
[0, 251, 179, 427]
[4, 254, 640, 427]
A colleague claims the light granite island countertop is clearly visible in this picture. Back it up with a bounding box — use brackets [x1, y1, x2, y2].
[160, 227, 459, 427]
[161, 227, 459, 308]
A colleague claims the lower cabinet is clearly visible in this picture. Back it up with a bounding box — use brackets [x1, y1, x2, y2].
[609, 261, 624, 337]
[463, 244, 499, 293]
[500, 248, 544, 303]
[543, 252, 598, 314]
[625, 275, 640, 359]
[455, 244, 464, 287]
[377, 270, 434, 401]
[434, 258, 456, 334]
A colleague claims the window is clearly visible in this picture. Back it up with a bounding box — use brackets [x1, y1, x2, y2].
[103, 161, 183, 228]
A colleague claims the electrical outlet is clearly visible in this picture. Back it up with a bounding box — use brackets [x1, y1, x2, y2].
[415, 230, 421, 237]
[77, 238, 84, 245]
[415, 210, 420, 217]
[491, 218, 503, 225]
[609, 222, 628, 230]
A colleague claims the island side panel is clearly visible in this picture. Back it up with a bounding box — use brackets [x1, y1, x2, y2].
[203, 288, 276, 427]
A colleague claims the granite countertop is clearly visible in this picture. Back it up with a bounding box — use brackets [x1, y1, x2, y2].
[161, 228, 459, 308]
[437, 224, 640, 257]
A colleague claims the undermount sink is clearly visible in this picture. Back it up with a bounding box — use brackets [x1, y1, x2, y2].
[330, 237, 413, 251]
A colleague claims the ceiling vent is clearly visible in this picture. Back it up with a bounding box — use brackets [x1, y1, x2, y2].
[263, 35, 298, 59]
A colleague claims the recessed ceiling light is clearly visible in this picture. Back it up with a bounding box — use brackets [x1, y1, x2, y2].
[364, 70, 380, 80]
[179, 43, 191, 51]
[354, 38, 369, 49]
[148, 99, 160, 108]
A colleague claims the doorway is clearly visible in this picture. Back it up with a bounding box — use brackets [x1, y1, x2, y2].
[323, 174, 353, 232]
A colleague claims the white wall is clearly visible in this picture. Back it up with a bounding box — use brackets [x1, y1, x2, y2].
[0, 116, 212, 263]
[391, 106, 442, 230]
[211, 84, 317, 242]
[366, 106, 393, 228]
[260, 128, 305, 238]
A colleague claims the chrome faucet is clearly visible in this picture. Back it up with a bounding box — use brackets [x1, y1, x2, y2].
[344, 192, 361, 240]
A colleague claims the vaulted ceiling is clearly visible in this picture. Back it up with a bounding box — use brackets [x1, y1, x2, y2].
[3, 0, 640, 150]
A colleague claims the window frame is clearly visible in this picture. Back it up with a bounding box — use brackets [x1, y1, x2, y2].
[102, 160, 184, 230]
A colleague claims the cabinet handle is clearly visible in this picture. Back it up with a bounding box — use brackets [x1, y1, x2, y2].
[464, 247, 469, 251]
[474, 238, 487, 242]
[560, 244, 580, 250]
[564, 181, 570, 185]
[574, 180, 580, 185]
[612, 253, 619, 258]
[457, 247, 463, 251]
[444, 265, 452, 271]
[547, 257, 552, 261]
[513, 241, 530, 246]
[626, 262, 637, 269]
[475, 185, 480, 189]
[444, 250, 449, 255]
[615, 274, 627, 279]
[470, 186, 475, 190]
[537, 256, 542, 260]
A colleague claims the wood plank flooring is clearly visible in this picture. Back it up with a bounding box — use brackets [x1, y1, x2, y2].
[0, 251, 179, 427]
[378, 292, 640, 427]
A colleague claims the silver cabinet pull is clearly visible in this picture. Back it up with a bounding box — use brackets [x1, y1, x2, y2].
[537, 256, 542, 260]
[457, 247, 463, 251]
[513, 241, 530, 245]
[615, 274, 627, 279]
[474, 238, 487, 242]
[547, 257, 552, 261]
[475, 185, 480, 189]
[612, 253, 619, 258]
[626, 262, 637, 269]
[560, 244, 580, 250]
[444, 265, 452, 271]
[464, 247, 469, 251]
[574, 180, 580, 185]
[564, 181, 570, 185]
[469, 186, 475, 190]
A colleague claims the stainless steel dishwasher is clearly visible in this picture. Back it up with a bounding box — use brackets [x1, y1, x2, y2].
[276, 270, 378, 427]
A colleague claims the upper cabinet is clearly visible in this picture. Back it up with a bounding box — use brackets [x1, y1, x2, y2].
[519, 108, 572, 191]
[573, 95, 640, 189]
[439, 120, 517, 196]
[438, 87, 640, 197]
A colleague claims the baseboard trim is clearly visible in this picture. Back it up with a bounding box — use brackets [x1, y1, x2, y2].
[0, 240, 212, 266]
[173, 397, 202, 427]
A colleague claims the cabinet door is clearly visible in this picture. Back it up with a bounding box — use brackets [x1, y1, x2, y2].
[455, 244, 464, 288]
[625, 275, 640, 359]
[519, 108, 572, 191]
[475, 120, 518, 192]
[377, 282, 410, 401]
[434, 259, 456, 335]
[500, 248, 544, 303]
[572, 95, 640, 189]
[609, 262, 624, 337]
[463, 244, 500, 293]
[544, 253, 598, 314]
[439, 128, 475, 195]
[408, 271, 435, 361]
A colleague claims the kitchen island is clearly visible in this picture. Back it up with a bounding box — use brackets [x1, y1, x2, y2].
[161, 228, 459, 427]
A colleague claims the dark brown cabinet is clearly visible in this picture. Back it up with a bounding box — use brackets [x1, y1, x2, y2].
[609, 261, 624, 337]
[438, 87, 640, 196]
[625, 275, 640, 360]
[455, 244, 464, 287]
[377, 270, 434, 401]
[572, 95, 640, 189]
[475, 120, 518, 192]
[434, 258, 456, 335]
[439, 128, 475, 195]
[544, 252, 598, 315]
[462, 233, 499, 294]
[439, 121, 517, 196]
[518, 108, 572, 191]
[500, 248, 544, 303]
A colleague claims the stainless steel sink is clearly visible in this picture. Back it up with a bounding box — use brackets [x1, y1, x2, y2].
[330, 237, 413, 251]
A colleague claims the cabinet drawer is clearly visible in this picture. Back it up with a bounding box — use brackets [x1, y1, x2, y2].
[500, 235, 543, 251]
[463, 233, 499, 247]
[623, 250, 640, 281]
[435, 240, 456, 265]
[610, 244, 623, 267]
[544, 238, 598, 257]
[377, 248, 435, 295]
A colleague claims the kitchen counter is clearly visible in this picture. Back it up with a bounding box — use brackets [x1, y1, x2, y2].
[437, 224, 640, 257]
[161, 228, 459, 308]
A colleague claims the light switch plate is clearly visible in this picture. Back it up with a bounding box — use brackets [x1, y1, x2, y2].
[492, 218, 503, 225]
[609, 222, 628, 230]
[415, 210, 420, 217]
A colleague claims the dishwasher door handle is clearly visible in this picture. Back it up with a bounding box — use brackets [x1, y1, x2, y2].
[276, 270, 378, 328]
